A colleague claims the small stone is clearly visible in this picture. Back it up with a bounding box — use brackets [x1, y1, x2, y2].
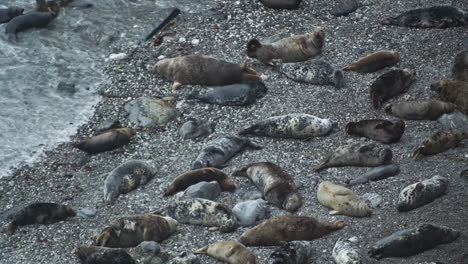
[108, 53, 127, 60]
[191, 39, 200, 46]
[157, 55, 166, 60]
[77, 208, 96, 218]
[362, 193, 383, 208]
[232, 199, 268, 226]
[178, 38, 186, 42]
[184, 181, 221, 200]
[137, 241, 160, 256]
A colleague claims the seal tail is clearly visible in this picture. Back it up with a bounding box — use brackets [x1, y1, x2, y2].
[328, 220, 347, 230]
[314, 158, 330, 172]
[333, 69, 344, 88]
[193, 246, 208, 254]
[240, 63, 262, 81]
[239, 124, 258, 136]
[186, 91, 201, 101]
[412, 148, 423, 160]
[7, 222, 17, 233]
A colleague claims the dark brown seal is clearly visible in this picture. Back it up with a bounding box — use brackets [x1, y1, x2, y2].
[342, 50, 400, 73]
[346, 119, 405, 144]
[384, 100, 458, 120]
[8, 202, 76, 233]
[238, 215, 346, 246]
[380, 6, 468, 28]
[164, 168, 236, 196]
[73, 246, 136, 264]
[0, 7, 24, 24]
[73, 127, 135, 154]
[370, 69, 416, 108]
[452, 51, 468, 81]
[258, 0, 302, 10]
[232, 162, 302, 212]
[413, 129, 467, 159]
[152, 55, 261, 89]
[431, 79, 468, 115]
[246, 28, 324, 64]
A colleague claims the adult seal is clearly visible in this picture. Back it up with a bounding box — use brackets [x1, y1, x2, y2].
[397, 175, 448, 212]
[239, 215, 346, 246]
[452, 50, 468, 81]
[232, 162, 302, 212]
[278, 59, 344, 88]
[73, 246, 136, 264]
[346, 119, 405, 144]
[239, 113, 334, 139]
[246, 28, 325, 64]
[380, 6, 468, 28]
[194, 240, 256, 264]
[413, 129, 467, 159]
[369, 69, 416, 108]
[317, 181, 372, 217]
[346, 164, 400, 186]
[73, 127, 135, 154]
[258, 0, 302, 10]
[342, 50, 400, 73]
[384, 100, 458, 120]
[0, 7, 24, 24]
[431, 79, 468, 115]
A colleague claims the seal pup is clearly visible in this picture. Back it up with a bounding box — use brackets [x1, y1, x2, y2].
[413, 129, 467, 159]
[397, 175, 448, 212]
[380, 6, 468, 28]
[332, 237, 364, 264]
[345, 119, 405, 144]
[186, 81, 268, 106]
[163, 168, 236, 196]
[0, 7, 24, 24]
[152, 55, 261, 89]
[368, 224, 459, 259]
[317, 181, 371, 217]
[93, 212, 177, 248]
[164, 198, 238, 232]
[246, 28, 325, 64]
[384, 100, 458, 120]
[239, 113, 334, 139]
[232, 199, 268, 226]
[73, 127, 135, 154]
[179, 118, 215, 139]
[452, 50, 468, 81]
[239, 215, 346, 246]
[103, 160, 155, 204]
[8, 202, 76, 233]
[346, 164, 400, 186]
[314, 143, 393, 172]
[192, 136, 262, 169]
[342, 50, 400, 73]
[73, 246, 136, 264]
[258, 0, 302, 10]
[194, 241, 256, 264]
[369, 69, 416, 108]
[278, 59, 344, 88]
[232, 162, 302, 212]
[269, 241, 313, 264]
[431, 79, 468, 115]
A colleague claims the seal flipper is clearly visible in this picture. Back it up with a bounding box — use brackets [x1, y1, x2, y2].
[193, 246, 208, 254]
[247, 140, 262, 150]
[314, 156, 331, 171]
[333, 69, 344, 88]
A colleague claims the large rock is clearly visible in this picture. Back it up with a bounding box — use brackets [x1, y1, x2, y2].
[438, 111, 468, 132]
[184, 181, 222, 200]
[125, 97, 177, 127]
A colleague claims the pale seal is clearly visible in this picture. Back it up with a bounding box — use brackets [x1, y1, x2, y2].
[452, 50, 468, 81]
[103, 160, 155, 204]
[342, 50, 400, 73]
[73, 246, 136, 264]
[73, 127, 135, 154]
[397, 175, 448, 212]
[194, 240, 256, 264]
[232, 162, 302, 212]
[431, 79, 468, 115]
[384, 100, 458, 120]
[239, 215, 346, 246]
[369, 69, 416, 108]
[345, 119, 405, 144]
[380, 6, 468, 28]
[0, 7, 24, 24]
[413, 129, 467, 159]
[368, 224, 459, 259]
[317, 181, 371, 217]
[239, 113, 334, 139]
[346, 164, 400, 186]
[332, 237, 363, 264]
[269, 241, 313, 264]
[232, 199, 268, 226]
[258, 0, 302, 10]
[278, 59, 344, 88]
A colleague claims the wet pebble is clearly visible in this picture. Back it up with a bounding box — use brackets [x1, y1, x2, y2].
[77, 208, 96, 218]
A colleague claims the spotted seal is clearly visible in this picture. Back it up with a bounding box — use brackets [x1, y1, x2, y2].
[314, 143, 393, 172]
[73, 246, 136, 264]
[163, 168, 236, 196]
[346, 164, 400, 186]
[332, 237, 364, 264]
[384, 100, 458, 120]
[239, 113, 334, 139]
[192, 136, 262, 169]
[194, 240, 256, 264]
[269, 241, 313, 264]
[380, 6, 468, 28]
[368, 224, 459, 259]
[452, 50, 468, 81]
[413, 129, 467, 159]
[232, 162, 302, 212]
[93, 212, 177, 248]
[246, 28, 325, 64]
[278, 59, 344, 88]
[342, 50, 400, 73]
[73, 127, 135, 154]
[258, 0, 302, 10]
[0, 7, 24, 24]
[103, 160, 155, 204]
[397, 175, 448, 212]
[431, 79, 468, 115]
[164, 198, 238, 232]
[317, 181, 371, 217]
[346, 119, 405, 144]
[152, 55, 261, 89]
[369, 69, 416, 108]
[239, 215, 346, 246]
[8, 202, 75, 233]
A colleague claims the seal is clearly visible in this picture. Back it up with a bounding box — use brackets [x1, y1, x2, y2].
[239, 113, 334, 139]
[345, 119, 405, 144]
[369, 69, 416, 108]
[232, 162, 302, 212]
[163, 168, 236, 196]
[330, 0, 361, 17]
[397, 175, 448, 212]
[346, 164, 400, 186]
[8, 202, 76, 233]
[368, 224, 459, 259]
[431, 79, 468, 115]
[246, 28, 325, 64]
[186, 81, 268, 106]
[380, 6, 468, 28]
[278, 59, 344, 88]
[314, 143, 393, 172]
[317, 181, 372, 217]
[92, 212, 177, 248]
[193, 240, 256, 264]
[152, 55, 261, 90]
[73, 246, 136, 264]
[192, 136, 262, 169]
[452, 50, 468, 81]
[163, 198, 238, 232]
[239, 215, 346, 246]
[73, 127, 135, 154]
[258, 0, 302, 10]
[269, 241, 313, 264]
[342, 50, 400, 73]
[384, 100, 458, 120]
[332, 237, 364, 264]
[232, 199, 268, 226]
[179, 118, 215, 139]
[103, 160, 155, 204]
[0, 7, 24, 24]
[413, 129, 467, 159]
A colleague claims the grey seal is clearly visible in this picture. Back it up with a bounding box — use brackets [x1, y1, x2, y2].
[332, 237, 363, 264]
[370, 69, 416, 108]
[345, 119, 405, 143]
[397, 175, 448, 212]
[0, 7, 24, 24]
[73, 246, 136, 264]
[346, 164, 400, 186]
[269, 241, 313, 264]
[278, 59, 344, 88]
[380, 6, 468, 28]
